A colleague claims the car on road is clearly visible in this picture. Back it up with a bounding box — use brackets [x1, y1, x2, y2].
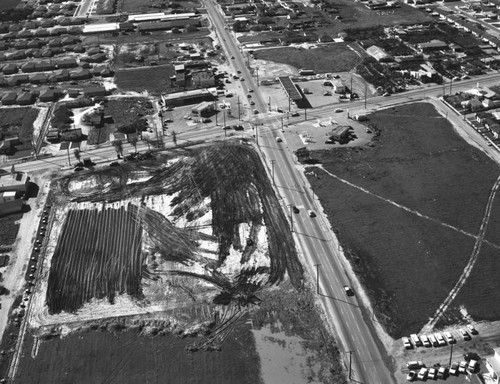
[292, 205, 299, 214]
[344, 286, 354, 296]
[231, 56, 234, 59]
[275, 136, 282, 142]
[240, 77, 245, 81]
[417, 368, 428, 380]
[308, 210, 316, 217]
[247, 94, 252, 98]
[467, 324, 478, 335]
[253, 109, 259, 114]
[237, 70, 241, 74]
[248, 89, 253, 92]
[449, 362, 459, 376]
[428, 368, 437, 380]
[406, 371, 416, 382]
[225, 79, 230, 83]
[335, 108, 343, 113]
[383, 92, 391, 97]
[291, 112, 300, 117]
[402, 337, 412, 349]
[250, 101, 255, 106]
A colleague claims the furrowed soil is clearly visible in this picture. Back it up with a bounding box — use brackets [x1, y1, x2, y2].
[306, 102, 500, 338]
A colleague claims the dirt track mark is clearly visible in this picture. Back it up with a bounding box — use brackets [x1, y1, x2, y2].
[317, 165, 500, 250]
[424, 174, 500, 330]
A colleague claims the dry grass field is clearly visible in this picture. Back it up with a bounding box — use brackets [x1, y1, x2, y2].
[306, 102, 500, 337]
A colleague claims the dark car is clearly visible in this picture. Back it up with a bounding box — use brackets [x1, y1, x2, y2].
[344, 286, 354, 296]
[292, 205, 299, 214]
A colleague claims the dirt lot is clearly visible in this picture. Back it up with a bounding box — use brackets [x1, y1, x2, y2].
[253, 43, 361, 75]
[115, 66, 174, 95]
[305, 102, 500, 338]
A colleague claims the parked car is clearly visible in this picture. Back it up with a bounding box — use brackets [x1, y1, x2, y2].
[459, 361, 468, 374]
[428, 334, 438, 347]
[437, 367, 448, 379]
[402, 337, 412, 349]
[449, 362, 459, 376]
[420, 335, 431, 347]
[468, 359, 479, 373]
[444, 331, 455, 344]
[460, 329, 471, 340]
[406, 371, 416, 382]
[406, 361, 424, 370]
[417, 368, 428, 380]
[292, 205, 299, 214]
[434, 333, 446, 346]
[308, 210, 316, 217]
[467, 324, 478, 335]
[428, 367, 437, 380]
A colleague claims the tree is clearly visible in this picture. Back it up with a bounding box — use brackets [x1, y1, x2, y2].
[74, 148, 81, 163]
[112, 139, 123, 159]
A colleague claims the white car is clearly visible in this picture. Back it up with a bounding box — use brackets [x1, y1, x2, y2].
[420, 334, 431, 347]
[417, 368, 428, 380]
[402, 337, 412, 349]
[428, 367, 437, 380]
[461, 329, 471, 340]
[458, 361, 467, 374]
[434, 333, 446, 346]
[443, 331, 455, 344]
[467, 324, 478, 335]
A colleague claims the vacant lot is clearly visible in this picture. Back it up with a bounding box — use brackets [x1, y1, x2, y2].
[253, 43, 361, 74]
[47, 205, 143, 314]
[0, 107, 39, 143]
[115, 66, 175, 95]
[0, 212, 23, 249]
[105, 97, 154, 132]
[306, 102, 500, 337]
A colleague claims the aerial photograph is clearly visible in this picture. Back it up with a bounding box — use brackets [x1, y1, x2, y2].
[1, 0, 500, 382]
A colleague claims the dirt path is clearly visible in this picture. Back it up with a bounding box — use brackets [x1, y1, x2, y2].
[424, 174, 500, 331]
[0, 173, 50, 341]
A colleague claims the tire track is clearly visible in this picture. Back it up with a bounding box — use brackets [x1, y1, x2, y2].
[425, 174, 500, 329]
[318, 165, 500, 250]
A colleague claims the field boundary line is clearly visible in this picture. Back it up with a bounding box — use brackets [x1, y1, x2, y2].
[317, 165, 500, 248]
[425, 174, 500, 329]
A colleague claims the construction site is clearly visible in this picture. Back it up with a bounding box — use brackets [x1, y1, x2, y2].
[6, 142, 343, 384]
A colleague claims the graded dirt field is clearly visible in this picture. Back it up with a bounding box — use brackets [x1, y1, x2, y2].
[253, 43, 361, 75]
[305, 102, 500, 338]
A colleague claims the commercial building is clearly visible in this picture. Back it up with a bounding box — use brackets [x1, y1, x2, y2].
[191, 101, 214, 117]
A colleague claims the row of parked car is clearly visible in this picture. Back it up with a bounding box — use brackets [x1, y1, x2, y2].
[402, 325, 478, 349]
[406, 357, 479, 381]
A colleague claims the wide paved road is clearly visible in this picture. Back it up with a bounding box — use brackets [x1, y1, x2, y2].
[204, 0, 394, 382]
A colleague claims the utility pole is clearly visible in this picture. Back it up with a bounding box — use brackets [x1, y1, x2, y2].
[314, 263, 320, 294]
[270, 159, 276, 185]
[256, 66, 259, 86]
[237, 96, 241, 120]
[268, 96, 271, 111]
[304, 108, 307, 121]
[288, 97, 291, 112]
[280, 116, 284, 131]
[255, 124, 258, 146]
[450, 78, 453, 95]
[223, 109, 226, 128]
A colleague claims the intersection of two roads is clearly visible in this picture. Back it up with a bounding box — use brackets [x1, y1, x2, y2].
[6, 2, 500, 381]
